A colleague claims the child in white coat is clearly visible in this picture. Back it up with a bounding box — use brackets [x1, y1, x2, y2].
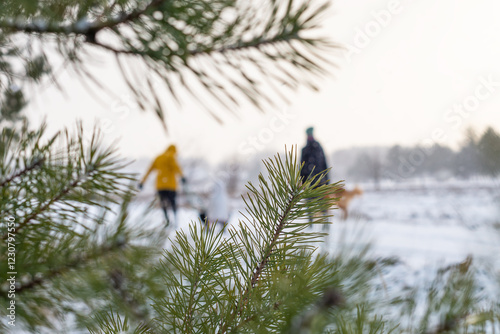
[206, 180, 230, 230]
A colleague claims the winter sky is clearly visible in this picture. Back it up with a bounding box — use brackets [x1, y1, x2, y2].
[25, 0, 500, 165]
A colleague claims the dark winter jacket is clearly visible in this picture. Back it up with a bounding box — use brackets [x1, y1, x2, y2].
[300, 139, 329, 185]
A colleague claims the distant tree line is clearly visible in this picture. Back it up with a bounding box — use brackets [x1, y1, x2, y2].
[346, 127, 500, 183]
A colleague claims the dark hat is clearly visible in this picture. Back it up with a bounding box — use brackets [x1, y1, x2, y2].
[306, 127, 314, 136]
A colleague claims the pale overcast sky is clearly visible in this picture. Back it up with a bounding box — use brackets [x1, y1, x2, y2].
[26, 0, 500, 164]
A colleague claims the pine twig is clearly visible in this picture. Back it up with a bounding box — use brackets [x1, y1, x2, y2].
[190, 33, 300, 57]
[0, 0, 165, 37]
[220, 186, 300, 334]
[15, 241, 122, 294]
[2, 170, 94, 239]
[0, 157, 44, 188]
[109, 269, 150, 322]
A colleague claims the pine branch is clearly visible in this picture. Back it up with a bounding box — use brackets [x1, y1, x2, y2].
[0, 0, 165, 37]
[287, 288, 345, 333]
[216, 150, 339, 333]
[109, 269, 152, 322]
[1, 113, 161, 333]
[90, 40, 143, 56]
[15, 241, 122, 294]
[89, 312, 155, 334]
[2, 170, 92, 239]
[0, 0, 335, 125]
[240, 189, 297, 306]
[190, 33, 301, 57]
[91, 31, 303, 59]
[0, 156, 44, 188]
[183, 276, 201, 333]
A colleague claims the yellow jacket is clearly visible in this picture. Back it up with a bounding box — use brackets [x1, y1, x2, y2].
[141, 145, 183, 191]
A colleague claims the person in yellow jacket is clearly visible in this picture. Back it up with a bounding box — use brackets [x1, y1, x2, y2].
[139, 144, 186, 225]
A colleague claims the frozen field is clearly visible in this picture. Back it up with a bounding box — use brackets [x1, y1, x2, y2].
[333, 182, 500, 268]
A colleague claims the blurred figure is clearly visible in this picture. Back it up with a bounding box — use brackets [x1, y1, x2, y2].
[300, 127, 329, 186]
[206, 180, 230, 231]
[300, 127, 329, 223]
[139, 144, 186, 226]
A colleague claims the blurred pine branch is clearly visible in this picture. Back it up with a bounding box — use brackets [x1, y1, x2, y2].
[0, 123, 168, 332]
[0, 0, 337, 128]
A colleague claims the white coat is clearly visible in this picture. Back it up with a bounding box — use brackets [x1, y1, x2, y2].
[207, 182, 229, 223]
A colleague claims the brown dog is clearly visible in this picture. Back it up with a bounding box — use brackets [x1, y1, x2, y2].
[334, 186, 363, 220]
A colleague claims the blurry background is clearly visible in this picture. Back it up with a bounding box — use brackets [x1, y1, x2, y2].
[24, 0, 500, 171]
[19, 0, 500, 264]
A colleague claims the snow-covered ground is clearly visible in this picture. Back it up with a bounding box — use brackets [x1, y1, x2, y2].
[140, 179, 500, 272]
[333, 182, 500, 268]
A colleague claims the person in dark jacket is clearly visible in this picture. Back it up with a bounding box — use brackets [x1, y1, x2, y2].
[300, 127, 329, 186]
[300, 127, 329, 223]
